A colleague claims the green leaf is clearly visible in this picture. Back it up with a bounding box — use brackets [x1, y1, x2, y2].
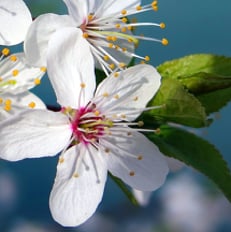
[147, 125, 231, 202]
[147, 78, 207, 128]
[109, 173, 139, 206]
[157, 54, 231, 79]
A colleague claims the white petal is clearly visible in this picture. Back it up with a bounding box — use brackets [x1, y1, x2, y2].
[100, 130, 168, 191]
[50, 144, 107, 226]
[132, 189, 152, 206]
[95, 64, 161, 121]
[0, 0, 32, 45]
[47, 27, 95, 108]
[0, 91, 46, 121]
[63, 0, 88, 25]
[0, 109, 72, 161]
[0, 53, 46, 94]
[98, 0, 141, 17]
[24, 13, 76, 67]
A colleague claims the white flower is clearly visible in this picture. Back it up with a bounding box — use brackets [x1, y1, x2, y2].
[0, 34, 168, 226]
[0, 0, 32, 45]
[0, 49, 46, 120]
[24, 0, 167, 74]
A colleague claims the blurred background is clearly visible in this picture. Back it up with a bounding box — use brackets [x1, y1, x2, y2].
[1, 0, 231, 231]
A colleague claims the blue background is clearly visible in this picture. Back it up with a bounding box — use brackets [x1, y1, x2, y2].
[0, 0, 231, 231]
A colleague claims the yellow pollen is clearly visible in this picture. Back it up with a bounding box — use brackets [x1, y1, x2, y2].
[0, 98, 3, 104]
[88, 14, 94, 21]
[40, 66, 47, 72]
[94, 110, 100, 116]
[127, 25, 133, 31]
[122, 47, 127, 52]
[106, 36, 112, 41]
[82, 32, 89, 38]
[136, 5, 142, 11]
[34, 78, 41, 85]
[121, 17, 128, 23]
[145, 56, 150, 61]
[103, 92, 109, 97]
[114, 94, 119, 99]
[121, 9, 127, 15]
[2, 48, 10, 56]
[162, 38, 169, 46]
[121, 27, 127, 33]
[152, 5, 158, 11]
[111, 36, 117, 42]
[114, 72, 119, 78]
[109, 63, 115, 70]
[28, 101, 36, 108]
[12, 69, 19, 77]
[160, 22, 166, 29]
[129, 171, 135, 176]
[115, 23, 121, 28]
[59, 156, 65, 164]
[80, 83, 86, 88]
[119, 62, 126, 68]
[73, 173, 79, 178]
[152, 1, 158, 6]
[4, 104, 11, 111]
[5, 99, 12, 105]
[108, 43, 114, 48]
[104, 55, 109, 61]
[10, 55, 17, 62]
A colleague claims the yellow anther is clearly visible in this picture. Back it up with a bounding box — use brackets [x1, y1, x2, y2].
[121, 27, 127, 33]
[115, 23, 121, 28]
[127, 26, 133, 31]
[136, 5, 142, 11]
[28, 101, 36, 108]
[59, 156, 65, 164]
[129, 171, 135, 176]
[121, 17, 128, 23]
[88, 14, 94, 21]
[0, 98, 3, 104]
[109, 63, 115, 70]
[119, 62, 126, 68]
[12, 69, 19, 77]
[138, 121, 144, 127]
[10, 55, 17, 62]
[5, 99, 12, 105]
[152, 0, 158, 6]
[111, 36, 117, 42]
[108, 43, 114, 48]
[103, 92, 109, 97]
[140, 61, 146, 64]
[115, 45, 119, 50]
[152, 5, 158, 11]
[40, 66, 47, 72]
[121, 9, 127, 15]
[34, 78, 41, 85]
[73, 173, 79, 178]
[145, 56, 150, 62]
[128, 38, 133, 43]
[104, 55, 109, 61]
[114, 94, 119, 99]
[80, 82, 86, 88]
[4, 104, 11, 111]
[114, 72, 119, 78]
[122, 47, 127, 52]
[106, 36, 112, 41]
[94, 110, 100, 116]
[2, 48, 10, 56]
[82, 32, 89, 38]
[160, 22, 166, 29]
[137, 155, 143, 160]
[133, 96, 139, 101]
[162, 38, 169, 46]
[155, 128, 161, 134]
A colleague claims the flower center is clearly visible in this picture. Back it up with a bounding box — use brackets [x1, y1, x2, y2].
[66, 104, 113, 145]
